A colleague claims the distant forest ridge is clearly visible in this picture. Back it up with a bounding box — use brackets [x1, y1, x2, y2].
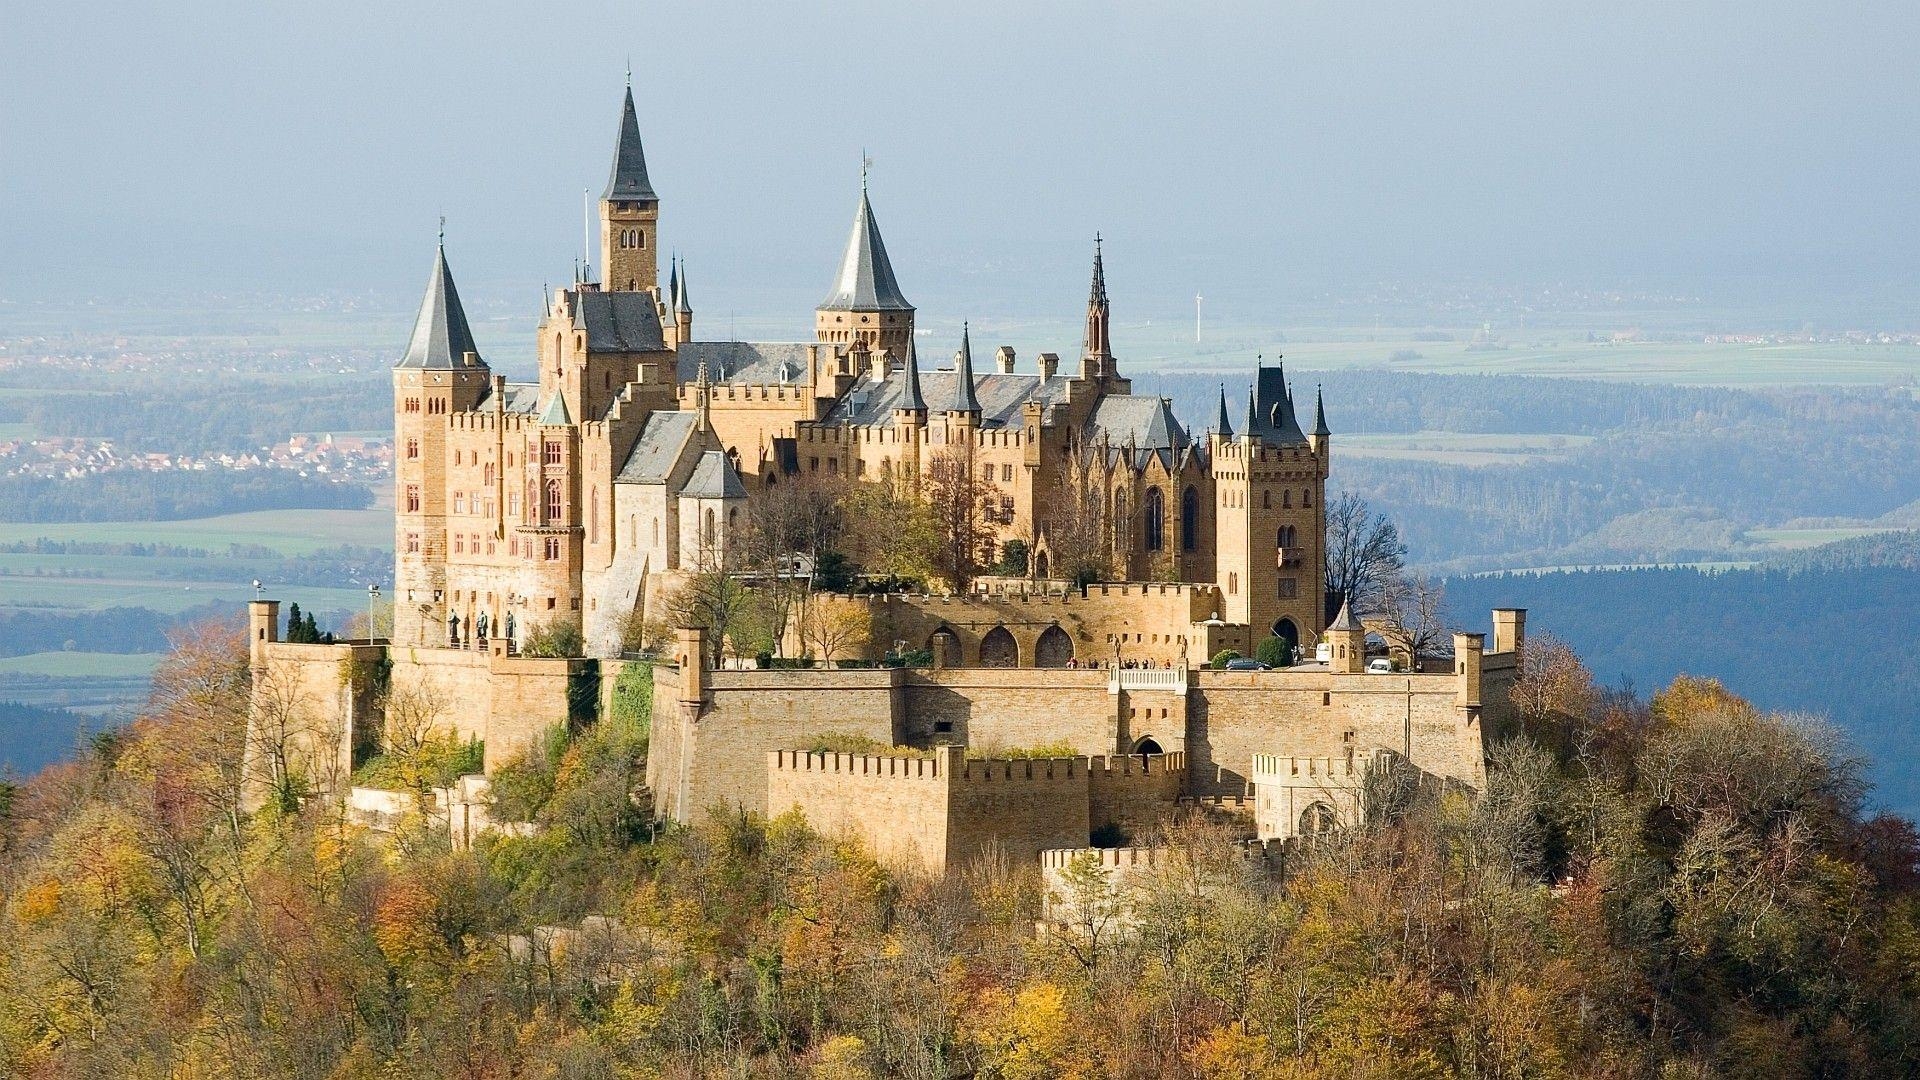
[1445, 561, 1920, 815]
[0, 472, 372, 523]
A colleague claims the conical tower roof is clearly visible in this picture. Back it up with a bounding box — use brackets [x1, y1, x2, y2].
[897, 336, 926, 413]
[603, 85, 658, 202]
[1328, 596, 1358, 631]
[674, 258, 692, 315]
[396, 240, 482, 370]
[1313, 384, 1330, 438]
[1214, 384, 1234, 437]
[950, 323, 981, 413]
[820, 182, 912, 312]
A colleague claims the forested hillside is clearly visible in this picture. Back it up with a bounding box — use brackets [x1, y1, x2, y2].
[2, 627, 1918, 1076]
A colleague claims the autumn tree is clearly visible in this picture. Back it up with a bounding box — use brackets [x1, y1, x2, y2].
[1037, 443, 1113, 586]
[923, 444, 998, 592]
[1323, 491, 1405, 617]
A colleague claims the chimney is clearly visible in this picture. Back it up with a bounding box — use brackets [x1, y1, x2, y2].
[1038, 352, 1059, 379]
[995, 346, 1016, 374]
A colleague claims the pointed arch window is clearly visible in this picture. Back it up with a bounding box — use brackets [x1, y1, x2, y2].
[1181, 487, 1199, 551]
[1143, 486, 1165, 552]
[546, 479, 562, 522]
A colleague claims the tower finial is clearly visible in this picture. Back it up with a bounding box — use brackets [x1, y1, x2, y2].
[861, 151, 871, 191]
[625, 58, 631, 87]
[437, 214, 445, 246]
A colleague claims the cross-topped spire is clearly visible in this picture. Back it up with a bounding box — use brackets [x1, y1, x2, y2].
[820, 176, 912, 312]
[602, 83, 657, 202]
[1083, 233, 1112, 368]
[950, 322, 981, 414]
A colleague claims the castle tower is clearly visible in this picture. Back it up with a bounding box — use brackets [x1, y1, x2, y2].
[815, 173, 914, 357]
[1081, 234, 1113, 379]
[599, 82, 660, 295]
[1210, 362, 1329, 653]
[1326, 597, 1365, 674]
[393, 237, 490, 648]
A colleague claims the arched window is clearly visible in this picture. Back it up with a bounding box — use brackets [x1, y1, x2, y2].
[1143, 487, 1165, 552]
[1035, 625, 1073, 667]
[1181, 487, 1199, 552]
[1283, 489, 1293, 509]
[1303, 488, 1312, 508]
[545, 480, 562, 522]
[1263, 490, 1271, 509]
[979, 626, 1018, 668]
[1115, 489, 1129, 546]
[635, 231, 644, 248]
[703, 508, 717, 549]
[1277, 525, 1297, 549]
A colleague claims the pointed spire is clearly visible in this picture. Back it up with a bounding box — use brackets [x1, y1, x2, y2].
[1313, 384, 1330, 438]
[602, 84, 658, 202]
[1214, 384, 1234, 438]
[396, 238, 482, 369]
[666, 254, 680, 308]
[820, 176, 912, 312]
[950, 323, 981, 414]
[538, 391, 572, 426]
[674, 257, 691, 315]
[897, 336, 926, 414]
[1329, 596, 1358, 631]
[1083, 233, 1112, 364]
[1244, 386, 1258, 438]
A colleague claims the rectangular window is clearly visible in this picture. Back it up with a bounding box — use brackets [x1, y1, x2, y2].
[405, 532, 420, 554]
[1002, 464, 1013, 482]
[1278, 578, 1297, 599]
[405, 485, 420, 513]
[544, 536, 561, 561]
[982, 464, 995, 482]
[406, 438, 419, 460]
[1000, 496, 1014, 521]
[454, 536, 464, 554]
[452, 493, 465, 515]
[544, 441, 561, 465]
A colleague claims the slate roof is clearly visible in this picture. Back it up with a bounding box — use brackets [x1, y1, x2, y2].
[615, 410, 699, 484]
[396, 245, 482, 370]
[676, 341, 814, 384]
[1213, 385, 1234, 437]
[897, 338, 926, 413]
[537, 392, 572, 426]
[1328, 598, 1358, 632]
[682, 450, 748, 499]
[949, 325, 981, 413]
[819, 187, 912, 312]
[567, 290, 666, 352]
[1089, 395, 1188, 452]
[602, 86, 657, 203]
[1243, 364, 1310, 445]
[822, 366, 1071, 429]
[1312, 385, 1330, 438]
[475, 382, 541, 415]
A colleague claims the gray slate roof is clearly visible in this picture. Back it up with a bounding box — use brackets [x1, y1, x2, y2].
[602, 86, 658, 203]
[819, 188, 912, 312]
[1244, 364, 1309, 445]
[682, 450, 747, 499]
[476, 382, 541, 415]
[616, 411, 699, 484]
[537, 392, 572, 426]
[822, 365, 1071, 429]
[1090, 395, 1188, 452]
[949, 326, 981, 413]
[676, 341, 813, 384]
[568, 290, 666, 352]
[396, 245, 482, 370]
[1328, 598, 1358, 631]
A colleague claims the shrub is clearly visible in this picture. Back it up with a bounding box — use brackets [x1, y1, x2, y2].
[1209, 649, 1242, 670]
[522, 619, 584, 658]
[995, 539, 1030, 577]
[803, 731, 928, 757]
[1255, 636, 1291, 668]
[352, 734, 484, 792]
[489, 725, 570, 822]
[974, 741, 1079, 760]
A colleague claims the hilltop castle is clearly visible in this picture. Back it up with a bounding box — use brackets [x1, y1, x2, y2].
[250, 84, 1527, 874]
[395, 83, 1330, 666]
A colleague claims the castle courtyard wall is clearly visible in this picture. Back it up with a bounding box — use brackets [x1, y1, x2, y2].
[764, 750, 951, 873]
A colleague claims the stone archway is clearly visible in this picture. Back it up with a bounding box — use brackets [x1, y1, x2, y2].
[979, 626, 1018, 668]
[1034, 625, 1074, 668]
[1298, 801, 1337, 839]
[928, 627, 962, 669]
[1271, 617, 1299, 663]
[1035, 551, 1050, 578]
[1133, 736, 1163, 755]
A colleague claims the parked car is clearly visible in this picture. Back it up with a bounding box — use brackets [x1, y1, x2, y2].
[1366, 658, 1394, 674]
[1224, 658, 1271, 671]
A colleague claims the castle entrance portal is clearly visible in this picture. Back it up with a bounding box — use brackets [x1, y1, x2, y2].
[1133, 736, 1163, 755]
[1272, 617, 1299, 660]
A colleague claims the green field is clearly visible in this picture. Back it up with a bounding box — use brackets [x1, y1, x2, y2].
[0, 574, 370, 615]
[1338, 431, 1596, 467]
[0, 508, 392, 555]
[0, 652, 162, 678]
[1744, 526, 1908, 550]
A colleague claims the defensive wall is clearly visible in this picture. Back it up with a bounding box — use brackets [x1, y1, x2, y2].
[763, 746, 1185, 875]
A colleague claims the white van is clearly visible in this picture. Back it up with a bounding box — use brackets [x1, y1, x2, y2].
[1365, 658, 1393, 674]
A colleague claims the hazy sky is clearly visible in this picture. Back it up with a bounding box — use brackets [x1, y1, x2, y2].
[4, 1, 1917, 325]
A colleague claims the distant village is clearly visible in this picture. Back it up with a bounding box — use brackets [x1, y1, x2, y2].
[0, 431, 391, 484]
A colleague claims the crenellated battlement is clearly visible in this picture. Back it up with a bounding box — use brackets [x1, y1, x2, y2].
[769, 749, 944, 780]
[1039, 846, 1161, 871]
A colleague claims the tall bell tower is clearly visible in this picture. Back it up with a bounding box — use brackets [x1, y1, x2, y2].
[599, 80, 660, 295]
